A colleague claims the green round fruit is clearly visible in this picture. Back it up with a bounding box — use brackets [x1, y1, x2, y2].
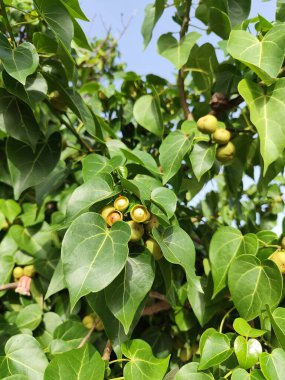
[197, 114, 218, 134]
[212, 128, 231, 145]
[23, 265, 36, 277]
[82, 315, 94, 329]
[13, 267, 24, 280]
[114, 196, 129, 211]
[130, 205, 150, 223]
[126, 220, 144, 241]
[270, 250, 285, 274]
[216, 141, 236, 163]
[145, 238, 163, 260]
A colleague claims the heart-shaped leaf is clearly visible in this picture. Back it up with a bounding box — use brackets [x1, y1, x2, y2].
[227, 25, 285, 84]
[105, 251, 155, 334]
[209, 227, 258, 297]
[44, 345, 105, 380]
[0, 35, 39, 85]
[199, 331, 232, 370]
[234, 336, 262, 369]
[142, 0, 165, 49]
[121, 339, 170, 380]
[233, 318, 267, 338]
[151, 187, 177, 219]
[7, 132, 62, 199]
[62, 213, 131, 308]
[260, 348, 285, 380]
[190, 142, 216, 181]
[159, 130, 192, 184]
[175, 362, 214, 379]
[157, 32, 201, 69]
[228, 255, 282, 320]
[133, 95, 163, 137]
[238, 78, 285, 174]
[60, 0, 89, 21]
[15, 304, 42, 331]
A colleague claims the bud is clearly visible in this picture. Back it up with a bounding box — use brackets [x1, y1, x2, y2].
[15, 276, 31, 296]
[114, 196, 129, 211]
[130, 205, 150, 223]
[13, 267, 24, 280]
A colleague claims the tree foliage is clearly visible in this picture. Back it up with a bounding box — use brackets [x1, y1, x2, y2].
[0, 0, 285, 379]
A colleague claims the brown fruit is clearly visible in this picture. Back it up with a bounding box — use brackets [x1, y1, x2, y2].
[126, 220, 144, 242]
[216, 141, 236, 163]
[13, 267, 24, 280]
[145, 238, 163, 260]
[114, 196, 129, 211]
[145, 215, 159, 233]
[130, 205, 150, 223]
[106, 211, 123, 226]
[197, 115, 218, 134]
[212, 128, 231, 145]
[270, 250, 285, 274]
[100, 205, 115, 221]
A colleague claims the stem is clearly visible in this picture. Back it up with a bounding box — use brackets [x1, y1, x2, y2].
[0, 282, 18, 291]
[219, 306, 235, 333]
[109, 359, 130, 365]
[12, 19, 39, 27]
[142, 301, 171, 316]
[5, 4, 31, 14]
[102, 339, 112, 361]
[177, 0, 193, 120]
[0, 0, 17, 45]
[78, 321, 98, 348]
[257, 239, 280, 249]
[109, 377, 124, 380]
[224, 370, 233, 379]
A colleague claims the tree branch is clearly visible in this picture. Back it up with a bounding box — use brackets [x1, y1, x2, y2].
[142, 301, 171, 316]
[78, 321, 98, 348]
[0, 282, 18, 291]
[102, 339, 113, 361]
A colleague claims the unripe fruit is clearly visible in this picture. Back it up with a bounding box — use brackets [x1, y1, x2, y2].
[145, 215, 159, 233]
[216, 141, 236, 163]
[179, 345, 192, 362]
[82, 315, 94, 329]
[197, 115, 218, 134]
[270, 250, 285, 274]
[95, 319, 104, 331]
[212, 128, 231, 145]
[145, 238, 163, 260]
[23, 265, 36, 277]
[281, 237, 285, 249]
[49, 91, 67, 112]
[114, 196, 129, 211]
[126, 220, 144, 242]
[13, 267, 24, 280]
[130, 205, 150, 223]
[106, 211, 123, 226]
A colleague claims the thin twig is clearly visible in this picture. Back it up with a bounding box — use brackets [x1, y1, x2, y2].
[142, 301, 171, 316]
[78, 321, 98, 348]
[177, 0, 193, 120]
[149, 291, 168, 302]
[0, 0, 17, 45]
[0, 282, 18, 291]
[102, 339, 113, 361]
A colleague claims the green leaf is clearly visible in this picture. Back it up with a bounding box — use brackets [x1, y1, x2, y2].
[276, 0, 285, 21]
[159, 130, 192, 184]
[0, 35, 39, 85]
[151, 187, 177, 219]
[238, 78, 285, 173]
[267, 306, 285, 350]
[190, 142, 216, 181]
[260, 348, 285, 380]
[209, 227, 258, 297]
[3, 72, 48, 108]
[72, 18, 91, 50]
[34, 0, 74, 51]
[199, 331, 232, 370]
[228, 0, 251, 26]
[62, 213, 131, 308]
[44, 345, 105, 380]
[157, 32, 201, 69]
[121, 339, 170, 380]
[59, 0, 89, 21]
[234, 336, 262, 369]
[2, 334, 48, 380]
[228, 255, 282, 320]
[175, 362, 214, 379]
[15, 304, 42, 331]
[227, 25, 285, 84]
[45, 260, 66, 299]
[231, 369, 250, 380]
[0, 256, 14, 297]
[65, 174, 117, 220]
[133, 95, 163, 137]
[105, 251, 155, 334]
[141, 0, 165, 49]
[209, 7, 231, 39]
[7, 133, 62, 199]
[0, 199, 21, 223]
[0, 89, 40, 147]
[233, 317, 267, 338]
[82, 154, 124, 181]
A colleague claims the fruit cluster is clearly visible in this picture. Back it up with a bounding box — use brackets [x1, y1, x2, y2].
[197, 114, 235, 163]
[82, 313, 105, 331]
[13, 265, 36, 280]
[100, 195, 163, 260]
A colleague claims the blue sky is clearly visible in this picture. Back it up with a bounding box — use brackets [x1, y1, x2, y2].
[79, 0, 276, 80]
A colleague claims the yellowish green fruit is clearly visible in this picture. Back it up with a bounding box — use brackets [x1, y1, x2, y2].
[212, 128, 231, 145]
[82, 315, 94, 329]
[13, 267, 24, 280]
[126, 220, 144, 241]
[197, 115, 218, 134]
[281, 237, 285, 249]
[130, 205, 150, 223]
[270, 250, 285, 274]
[95, 319, 104, 331]
[216, 141, 236, 163]
[114, 196, 129, 211]
[23, 265, 36, 277]
[145, 215, 159, 233]
[100, 205, 116, 222]
[106, 211, 123, 226]
[179, 345, 192, 362]
[145, 238, 163, 260]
